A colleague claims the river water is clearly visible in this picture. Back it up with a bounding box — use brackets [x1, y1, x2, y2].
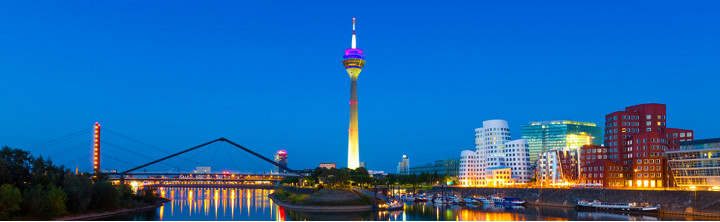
[105, 187, 710, 221]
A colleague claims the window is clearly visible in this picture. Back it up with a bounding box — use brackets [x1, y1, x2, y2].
[647, 121, 652, 126]
[646, 115, 651, 119]
[637, 159, 642, 164]
[647, 128, 651, 132]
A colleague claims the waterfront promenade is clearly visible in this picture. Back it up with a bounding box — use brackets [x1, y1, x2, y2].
[436, 187, 720, 217]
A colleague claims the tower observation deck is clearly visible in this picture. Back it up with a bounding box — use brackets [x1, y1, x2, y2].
[342, 18, 366, 169]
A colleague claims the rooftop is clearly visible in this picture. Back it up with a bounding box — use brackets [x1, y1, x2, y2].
[680, 138, 720, 146]
[528, 120, 597, 127]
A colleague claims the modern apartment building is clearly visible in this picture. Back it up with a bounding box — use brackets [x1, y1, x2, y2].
[459, 120, 531, 187]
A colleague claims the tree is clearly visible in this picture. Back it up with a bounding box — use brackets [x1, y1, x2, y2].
[22, 184, 48, 218]
[89, 181, 121, 211]
[62, 173, 92, 213]
[0, 147, 33, 190]
[46, 185, 67, 217]
[0, 184, 22, 220]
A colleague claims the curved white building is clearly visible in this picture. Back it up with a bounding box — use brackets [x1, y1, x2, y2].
[504, 139, 532, 182]
[459, 119, 531, 187]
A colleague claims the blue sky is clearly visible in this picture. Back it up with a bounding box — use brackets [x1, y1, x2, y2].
[1, 1, 719, 173]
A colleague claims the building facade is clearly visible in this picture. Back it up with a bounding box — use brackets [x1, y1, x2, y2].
[536, 149, 579, 186]
[274, 150, 288, 173]
[459, 120, 531, 187]
[579, 103, 693, 188]
[318, 163, 336, 169]
[409, 158, 460, 176]
[667, 138, 720, 189]
[397, 155, 409, 175]
[522, 120, 602, 163]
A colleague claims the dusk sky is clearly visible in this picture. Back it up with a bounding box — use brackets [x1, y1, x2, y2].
[1, 1, 719, 173]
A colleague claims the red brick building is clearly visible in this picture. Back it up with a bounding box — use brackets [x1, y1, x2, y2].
[579, 145, 624, 187]
[580, 104, 693, 188]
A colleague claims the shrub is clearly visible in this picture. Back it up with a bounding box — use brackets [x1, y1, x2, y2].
[47, 185, 67, 217]
[0, 184, 22, 219]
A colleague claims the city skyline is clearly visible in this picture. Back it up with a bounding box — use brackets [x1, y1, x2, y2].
[1, 1, 720, 173]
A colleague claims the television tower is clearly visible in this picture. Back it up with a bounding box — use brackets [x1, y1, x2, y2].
[342, 18, 366, 169]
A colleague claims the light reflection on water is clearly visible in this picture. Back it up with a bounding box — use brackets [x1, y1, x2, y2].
[105, 187, 706, 221]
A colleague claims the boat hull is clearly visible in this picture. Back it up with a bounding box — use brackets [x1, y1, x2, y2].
[575, 204, 659, 214]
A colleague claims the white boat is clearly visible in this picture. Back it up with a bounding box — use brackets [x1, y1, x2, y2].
[402, 196, 416, 202]
[416, 194, 428, 202]
[432, 197, 451, 204]
[463, 198, 480, 205]
[379, 200, 404, 211]
[491, 195, 504, 204]
[478, 197, 493, 204]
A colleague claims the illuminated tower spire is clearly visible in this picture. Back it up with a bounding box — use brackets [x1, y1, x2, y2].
[352, 18, 356, 49]
[342, 18, 366, 169]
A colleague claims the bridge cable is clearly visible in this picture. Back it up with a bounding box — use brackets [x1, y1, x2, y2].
[46, 141, 91, 158]
[167, 142, 215, 172]
[208, 142, 221, 167]
[229, 142, 266, 173]
[104, 142, 191, 172]
[103, 128, 206, 166]
[28, 127, 91, 152]
[102, 154, 140, 168]
[62, 155, 90, 169]
[223, 143, 239, 172]
[120, 138, 223, 174]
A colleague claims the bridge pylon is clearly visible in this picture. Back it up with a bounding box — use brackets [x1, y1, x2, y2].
[93, 122, 101, 175]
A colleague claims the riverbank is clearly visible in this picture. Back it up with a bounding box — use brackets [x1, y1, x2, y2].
[434, 187, 720, 217]
[269, 188, 376, 212]
[53, 197, 171, 221]
[146, 183, 274, 189]
[269, 194, 373, 212]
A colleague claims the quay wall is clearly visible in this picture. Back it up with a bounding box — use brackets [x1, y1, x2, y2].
[146, 184, 274, 189]
[432, 187, 720, 214]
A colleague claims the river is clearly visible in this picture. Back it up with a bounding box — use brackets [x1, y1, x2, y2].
[105, 187, 711, 221]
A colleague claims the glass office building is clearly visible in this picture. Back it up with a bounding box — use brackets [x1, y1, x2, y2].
[667, 138, 720, 188]
[409, 158, 460, 177]
[522, 120, 603, 163]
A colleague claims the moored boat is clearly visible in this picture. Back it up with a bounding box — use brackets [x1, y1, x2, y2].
[575, 200, 660, 214]
[491, 195, 505, 205]
[379, 200, 404, 211]
[497, 197, 526, 206]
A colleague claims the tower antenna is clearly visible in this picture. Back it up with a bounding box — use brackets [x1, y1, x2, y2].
[351, 18, 356, 49]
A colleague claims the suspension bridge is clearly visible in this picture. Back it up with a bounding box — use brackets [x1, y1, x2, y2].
[24, 122, 300, 187]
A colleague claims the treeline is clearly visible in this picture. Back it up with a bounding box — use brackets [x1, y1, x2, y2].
[281, 167, 375, 189]
[280, 167, 454, 189]
[379, 172, 454, 186]
[0, 146, 157, 220]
